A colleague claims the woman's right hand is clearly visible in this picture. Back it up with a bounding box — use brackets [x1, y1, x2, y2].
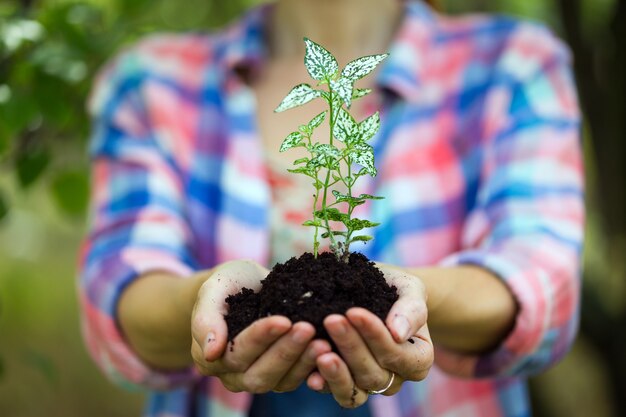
[190, 260, 332, 393]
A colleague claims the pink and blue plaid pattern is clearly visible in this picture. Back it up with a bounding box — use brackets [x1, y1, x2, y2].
[79, 2, 583, 416]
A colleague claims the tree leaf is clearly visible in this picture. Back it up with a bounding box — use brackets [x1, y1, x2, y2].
[275, 84, 321, 113]
[341, 53, 389, 81]
[349, 143, 377, 177]
[279, 131, 304, 152]
[330, 77, 353, 108]
[333, 108, 358, 143]
[346, 218, 380, 231]
[16, 145, 50, 188]
[307, 111, 326, 130]
[304, 37, 339, 81]
[50, 170, 89, 217]
[359, 111, 380, 142]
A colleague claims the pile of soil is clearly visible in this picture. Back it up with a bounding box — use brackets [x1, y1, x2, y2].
[225, 252, 398, 346]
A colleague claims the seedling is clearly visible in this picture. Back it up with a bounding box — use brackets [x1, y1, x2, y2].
[275, 38, 388, 263]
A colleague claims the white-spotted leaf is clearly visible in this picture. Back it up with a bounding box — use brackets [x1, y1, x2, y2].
[351, 235, 374, 242]
[333, 108, 358, 143]
[275, 84, 321, 112]
[330, 77, 353, 108]
[345, 218, 380, 231]
[279, 131, 304, 152]
[350, 143, 377, 176]
[307, 111, 326, 130]
[359, 111, 380, 142]
[341, 53, 389, 81]
[352, 88, 372, 100]
[304, 38, 339, 81]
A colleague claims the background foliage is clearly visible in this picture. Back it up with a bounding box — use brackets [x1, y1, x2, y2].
[0, 0, 624, 416]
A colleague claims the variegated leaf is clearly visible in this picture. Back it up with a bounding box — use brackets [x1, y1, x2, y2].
[350, 143, 377, 176]
[275, 84, 321, 112]
[333, 108, 358, 143]
[352, 88, 372, 100]
[351, 235, 374, 242]
[357, 193, 384, 200]
[341, 53, 389, 81]
[345, 218, 380, 231]
[307, 111, 326, 131]
[313, 143, 341, 161]
[304, 38, 339, 81]
[279, 131, 304, 152]
[359, 111, 380, 142]
[330, 77, 354, 108]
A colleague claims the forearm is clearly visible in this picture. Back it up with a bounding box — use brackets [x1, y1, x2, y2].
[117, 269, 211, 370]
[408, 265, 517, 354]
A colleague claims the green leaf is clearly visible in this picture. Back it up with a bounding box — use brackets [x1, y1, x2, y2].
[303, 220, 321, 227]
[352, 88, 372, 100]
[16, 145, 50, 188]
[287, 167, 316, 177]
[49, 170, 89, 217]
[315, 207, 349, 222]
[349, 143, 377, 177]
[313, 143, 341, 160]
[304, 37, 339, 81]
[358, 193, 384, 200]
[275, 84, 321, 113]
[321, 231, 347, 239]
[346, 218, 380, 231]
[333, 108, 358, 143]
[341, 53, 389, 81]
[351, 235, 374, 242]
[307, 111, 326, 130]
[312, 179, 324, 190]
[330, 77, 353, 108]
[293, 157, 309, 165]
[279, 131, 304, 152]
[359, 111, 380, 142]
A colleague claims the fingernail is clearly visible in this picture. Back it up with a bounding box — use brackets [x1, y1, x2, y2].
[292, 327, 309, 344]
[393, 315, 410, 341]
[330, 319, 347, 336]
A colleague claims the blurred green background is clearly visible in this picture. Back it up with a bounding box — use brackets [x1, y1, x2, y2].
[0, 0, 624, 416]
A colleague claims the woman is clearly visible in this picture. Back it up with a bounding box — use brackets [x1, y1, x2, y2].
[80, 0, 583, 416]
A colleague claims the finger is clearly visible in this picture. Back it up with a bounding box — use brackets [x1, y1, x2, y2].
[221, 316, 292, 372]
[306, 371, 328, 392]
[324, 315, 390, 393]
[316, 352, 369, 408]
[239, 321, 316, 393]
[347, 307, 432, 382]
[191, 261, 269, 361]
[275, 339, 332, 392]
[380, 268, 428, 343]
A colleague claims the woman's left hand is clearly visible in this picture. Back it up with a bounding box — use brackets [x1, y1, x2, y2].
[306, 265, 433, 408]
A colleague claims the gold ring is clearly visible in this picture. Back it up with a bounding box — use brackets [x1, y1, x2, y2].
[367, 371, 395, 395]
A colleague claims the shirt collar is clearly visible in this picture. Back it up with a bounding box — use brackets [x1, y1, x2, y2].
[222, 1, 435, 102]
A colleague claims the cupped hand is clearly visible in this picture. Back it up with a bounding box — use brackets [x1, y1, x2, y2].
[307, 265, 433, 407]
[190, 260, 332, 393]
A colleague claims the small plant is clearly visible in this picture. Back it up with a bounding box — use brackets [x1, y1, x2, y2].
[275, 38, 388, 263]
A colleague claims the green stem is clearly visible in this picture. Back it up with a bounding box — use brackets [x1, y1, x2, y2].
[321, 88, 338, 258]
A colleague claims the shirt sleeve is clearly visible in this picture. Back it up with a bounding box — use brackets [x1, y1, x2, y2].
[78, 45, 201, 390]
[436, 23, 584, 379]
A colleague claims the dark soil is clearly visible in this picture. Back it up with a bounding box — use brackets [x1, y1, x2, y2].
[225, 252, 398, 348]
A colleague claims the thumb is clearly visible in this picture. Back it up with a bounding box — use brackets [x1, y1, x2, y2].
[379, 265, 428, 343]
[191, 260, 269, 361]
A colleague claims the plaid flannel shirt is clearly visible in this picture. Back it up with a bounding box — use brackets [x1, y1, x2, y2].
[79, 2, 584, 416]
